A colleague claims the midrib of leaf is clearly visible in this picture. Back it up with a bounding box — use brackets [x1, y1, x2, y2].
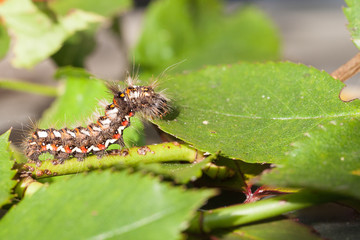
[184, 105, 360, 120]
[89, 208, 177, 240]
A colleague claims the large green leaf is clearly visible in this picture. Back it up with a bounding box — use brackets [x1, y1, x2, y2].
[0, 130, 17, 207]
[0, 23, 10, 60]
[344, 0, 360, 50]
[0, 171, 214, 239]
[40, 67, 144, 147]
[206, 219, 322, 240]
[133, 0, 280, 74]
[0, 0, 103, 68]
[261, 118, 360, 200]
[154, 62, 360, 163]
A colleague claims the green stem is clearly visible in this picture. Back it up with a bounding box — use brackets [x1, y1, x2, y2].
[0, 79, 57, 97]
[14, 177, 44, 199]
[18, 142, 200, 179]
[188, 190, 340, 233]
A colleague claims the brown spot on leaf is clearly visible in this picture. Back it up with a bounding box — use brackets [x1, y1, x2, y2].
[121, 149, 129, 156]
[36, 170, 44, 177]
[137, 146, 151, 155]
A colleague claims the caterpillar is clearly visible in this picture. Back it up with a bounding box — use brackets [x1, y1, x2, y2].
[25, 77, 169, 163]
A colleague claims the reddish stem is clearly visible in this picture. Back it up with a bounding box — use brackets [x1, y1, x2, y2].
[331, 52, 360, 82]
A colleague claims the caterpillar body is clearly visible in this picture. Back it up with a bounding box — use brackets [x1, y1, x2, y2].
[25, 79, 169, 162]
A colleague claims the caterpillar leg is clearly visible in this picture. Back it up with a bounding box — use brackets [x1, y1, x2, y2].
[94, 150, 107, 159]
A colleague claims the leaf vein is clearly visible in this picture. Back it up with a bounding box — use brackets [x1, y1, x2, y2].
[185, 106, 358, 120]
[88, 208, 176, 240]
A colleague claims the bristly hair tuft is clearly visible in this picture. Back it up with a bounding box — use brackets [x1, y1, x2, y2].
[105, 80, 121, 95]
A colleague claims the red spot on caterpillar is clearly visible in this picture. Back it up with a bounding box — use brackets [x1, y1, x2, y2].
[51, 144, 57, 151]
[97, 144, 106, 150]
[121, 120, 129, 126]
[113, 133, 121, 139]
[81, 146, 87, 153]
[64, 146, 72, 154]
[41, 144, 47, 151]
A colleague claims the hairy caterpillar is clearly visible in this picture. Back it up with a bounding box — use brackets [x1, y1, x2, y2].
[25, 78, 169, 163]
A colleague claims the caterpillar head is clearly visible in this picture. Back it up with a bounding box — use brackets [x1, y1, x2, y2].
[123, 85, 169, 119]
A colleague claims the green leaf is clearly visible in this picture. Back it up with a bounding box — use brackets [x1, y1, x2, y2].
[0, 171, 214, 240]
[261, 118, 360, 200]
[133, 0, 280, 74]
[0, 0, 103, 68]
[40, 67, 144, 147]
[344, 0, 360, 49]
[138, 157, 211, 184]
[154, 62, 360, 163]
[0, 23, 10, 59]
[209, 219, 322, 240]
[49, 0, 132, 17]
[0, 130, 17, 207]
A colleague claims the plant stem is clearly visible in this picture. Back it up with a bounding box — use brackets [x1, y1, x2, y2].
[188, 190, 340, 233]
[0, 79, 57, 97]
[14, 177, 44, 198]
[331, 52, 360, 82]
[17, 142, 200, 179]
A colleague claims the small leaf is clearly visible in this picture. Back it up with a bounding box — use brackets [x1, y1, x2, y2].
[154, 62, 360, 163]
[0, 130, 17, 207]
[344, 0, 360, 50]
[0, 171, 215, 240]
[0, 23, 10, 59]
[261, 118, 360, 200]
[133, 0, 280, 74]
[0, 0, 103, 68]
[138, 157, 211, 184]
[40, 67, 144, 147]
[208, 219, 322, 240]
